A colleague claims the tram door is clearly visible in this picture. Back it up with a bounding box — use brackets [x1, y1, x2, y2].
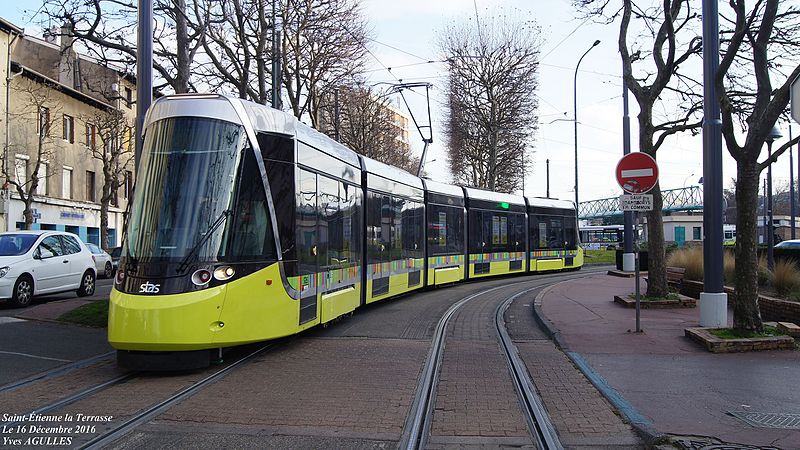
[297, 169, 318, 324]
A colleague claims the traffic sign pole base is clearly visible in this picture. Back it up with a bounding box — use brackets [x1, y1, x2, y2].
[622, 253, 635, 272]
[699, 292, 728, 327]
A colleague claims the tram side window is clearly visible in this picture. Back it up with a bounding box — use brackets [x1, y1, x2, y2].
[341, 183, 362, 269]
[564, 214, 578, 250]
[225, 149, 276, 261]
[428, 204, 464, 256]
[366, 191, 386, 265]
[318, 174, 341, 270]
[467, 210, 489, 254]
[548, 216, 565, 249]
[509, 213, 526, 252]
[296, 169, 317, 275]
[402, 200, 424, 260]
[259, 132, 296, 266]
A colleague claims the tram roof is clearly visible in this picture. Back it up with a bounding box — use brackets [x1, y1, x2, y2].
[526, 197, 575, 211]
[360, 156, 424, 190]
[422, 179, 464, 198]
[145, 94, 360, 167]
[463, 187, 525, 206]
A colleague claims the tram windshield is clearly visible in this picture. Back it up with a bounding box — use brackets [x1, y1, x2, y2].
[127, 117, 266, 266]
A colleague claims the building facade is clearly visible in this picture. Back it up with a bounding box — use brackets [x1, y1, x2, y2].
[0, 18, 135, 248]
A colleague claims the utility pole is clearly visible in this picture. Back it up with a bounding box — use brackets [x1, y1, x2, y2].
[135, 0, 153, 173]
[546, 159, 550, 198]
[271, 0, 282, 109]
[621, 59, 634, 272]
[699, 0, 727, 327]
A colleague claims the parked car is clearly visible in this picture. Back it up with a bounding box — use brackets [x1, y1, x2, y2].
[86, 243, 114, 279]
[0, 231, 96, 307]
[775, 239, 800, 249]
[110, 246, 122, 271]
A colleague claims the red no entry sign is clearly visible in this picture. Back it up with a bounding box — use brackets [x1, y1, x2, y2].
[616, 153, 659, 194]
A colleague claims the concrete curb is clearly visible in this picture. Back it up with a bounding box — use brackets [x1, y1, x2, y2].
[532, 279, 665, 446]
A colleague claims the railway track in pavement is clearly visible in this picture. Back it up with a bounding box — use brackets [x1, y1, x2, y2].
[399, 268, 606, 449]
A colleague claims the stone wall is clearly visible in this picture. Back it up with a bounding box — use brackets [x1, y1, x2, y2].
[681, 279, 800, 324]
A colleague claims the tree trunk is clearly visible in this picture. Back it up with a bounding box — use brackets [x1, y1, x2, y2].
[733, 159, 763, 332]
[100, 199, 109, 250]
[645, 182, 669, 297]
[174, 0, 190, 94]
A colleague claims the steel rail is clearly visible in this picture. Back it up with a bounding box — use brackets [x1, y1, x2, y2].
[79, 342, 277, 449]
[399, 269, 602, 450]
[0, 351, 116, 394]
[496, 289, 564, 450]
[398, 284, 512, 450]
[1, 372, 136, 429]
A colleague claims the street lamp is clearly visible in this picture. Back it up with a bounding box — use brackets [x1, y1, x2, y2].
[574, 39, 601, 210]
[683, 173, 695, 188]
[766, 124, 783, 270]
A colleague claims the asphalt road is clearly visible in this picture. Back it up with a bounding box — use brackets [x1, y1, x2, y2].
[0, 277, 114, 317]
[0, 277, 114, 386]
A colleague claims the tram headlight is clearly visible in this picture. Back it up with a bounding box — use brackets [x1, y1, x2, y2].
[115, 270, 125, 285]
[213, 266, 236, 281]
[191, 269, 212, 286]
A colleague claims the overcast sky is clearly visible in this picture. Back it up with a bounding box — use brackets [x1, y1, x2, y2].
[5, 0, 798, 204]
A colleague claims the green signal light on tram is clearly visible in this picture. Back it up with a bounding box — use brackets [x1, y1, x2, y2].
[499, 202, 510, 209]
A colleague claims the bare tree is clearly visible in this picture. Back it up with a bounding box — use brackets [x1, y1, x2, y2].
[716, 0, 800, 333]
[191, 0, 273, 102]
[4, 79, 60, 230]
[84, 109, 135, 250]
[281, 0, 370, 126]
[318, 83, 419, 172]
[440, 14, 541, 193]
[575, 0, 703, 297]
[38, 0, 205, 94]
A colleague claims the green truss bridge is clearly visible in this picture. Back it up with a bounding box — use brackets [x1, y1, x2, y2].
[578, 186, 703, 220]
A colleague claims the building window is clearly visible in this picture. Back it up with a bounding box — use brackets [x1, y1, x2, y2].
[85, 123, 97, 148]
[693, 226, 701, 240]
[62, 115, 74, 143]
[35, 162, 47, 196]
[86, 170, 95, 202]
[63, 167, 72, 199]
[124, 170, 132, 198]
[14, 156, 28, 186]
[111, 186, 118, 207]
[124, 87, 132, 108]
[37, 106, 50, 136]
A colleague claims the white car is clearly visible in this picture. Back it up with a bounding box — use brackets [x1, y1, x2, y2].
[85, 243, 114, 279]
[0, 231, 97, 307]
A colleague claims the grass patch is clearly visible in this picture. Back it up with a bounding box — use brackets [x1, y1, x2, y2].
[710, 325, 785, 339]
[58, 301, 108, 327]
[628, 292, 680, 301]
[584, 249, 616, 264]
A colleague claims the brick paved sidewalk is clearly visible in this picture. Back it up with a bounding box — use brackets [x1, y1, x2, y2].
[536, 273, 800, 449]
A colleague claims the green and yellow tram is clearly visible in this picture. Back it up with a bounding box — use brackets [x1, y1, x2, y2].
[109, 94, 582, 369]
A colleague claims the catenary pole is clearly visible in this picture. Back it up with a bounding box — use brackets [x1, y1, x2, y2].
[700, 0, 727, 326]
[622, 59, 634, 271]
[135, 0, 153, 173]
[573, 40, 600, 211]
[791, 125, 796, 240]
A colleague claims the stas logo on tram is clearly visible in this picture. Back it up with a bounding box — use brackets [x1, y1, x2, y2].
[139, 282, 161, 294]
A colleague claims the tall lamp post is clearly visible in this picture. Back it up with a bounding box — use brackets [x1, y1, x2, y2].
[573, 40, 601, 209]
[766, 125, 783, 270]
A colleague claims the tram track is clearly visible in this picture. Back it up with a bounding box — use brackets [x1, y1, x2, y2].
[399, 269, 601, 450]
[0, 351, 116, 394]
[0, 342, 280, 449]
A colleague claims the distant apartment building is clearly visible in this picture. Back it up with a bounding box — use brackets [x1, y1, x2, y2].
[0, 18, 135, 246]
[385, 102, 412, 155]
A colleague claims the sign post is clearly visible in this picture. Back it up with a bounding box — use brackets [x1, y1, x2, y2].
[616, 153, 659, 333]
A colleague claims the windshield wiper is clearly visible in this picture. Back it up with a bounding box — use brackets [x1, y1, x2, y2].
[177, 209, 232, 274]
